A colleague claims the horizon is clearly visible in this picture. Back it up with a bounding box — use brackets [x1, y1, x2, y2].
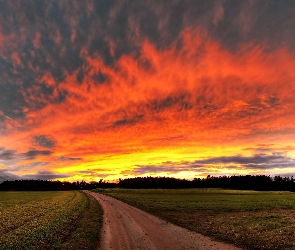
[1, 173, 295, 185]
[1, 0, 295, 183]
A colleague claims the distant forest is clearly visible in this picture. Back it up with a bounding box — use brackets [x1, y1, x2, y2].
[1, 175, 295, 191]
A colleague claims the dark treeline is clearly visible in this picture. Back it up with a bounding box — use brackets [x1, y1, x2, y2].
[1, 175, 295, 191]
[118, 175, 295, 191]
[0, 179, 116, 191]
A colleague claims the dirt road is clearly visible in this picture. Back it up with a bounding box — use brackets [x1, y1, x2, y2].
[85, 191, 243, 250]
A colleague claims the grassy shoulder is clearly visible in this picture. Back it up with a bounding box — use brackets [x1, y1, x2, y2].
[59, 191, 103, 249]
[0, 191, 103, 250]
[93, 188, 295, 250]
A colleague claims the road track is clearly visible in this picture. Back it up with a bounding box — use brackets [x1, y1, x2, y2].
[85, 191, 243, 250]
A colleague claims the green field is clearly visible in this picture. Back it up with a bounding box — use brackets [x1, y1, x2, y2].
[0, 191, 102, 250]
[95, 189, 295, 250]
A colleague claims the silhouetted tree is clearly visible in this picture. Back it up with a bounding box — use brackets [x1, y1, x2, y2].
[1, 175, 295, 191]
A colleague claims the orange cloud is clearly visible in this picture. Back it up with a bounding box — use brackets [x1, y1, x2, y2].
[1, 1, 295, 181]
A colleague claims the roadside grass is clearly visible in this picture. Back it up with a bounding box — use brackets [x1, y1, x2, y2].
[59, 192, 103, 250]
[93, 188, 295, 250]
[0, 191, 102, 250]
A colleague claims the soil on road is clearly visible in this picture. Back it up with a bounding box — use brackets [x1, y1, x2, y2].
[85, 191, 243, 250]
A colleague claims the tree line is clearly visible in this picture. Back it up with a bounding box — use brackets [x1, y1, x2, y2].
[0, 175, 295, 191]
[118, 175, 295, 191]
[0, 179, 116, 191]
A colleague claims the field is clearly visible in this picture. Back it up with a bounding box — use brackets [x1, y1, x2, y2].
[0, 191, 102, 249]
[95, 189, 295, 250]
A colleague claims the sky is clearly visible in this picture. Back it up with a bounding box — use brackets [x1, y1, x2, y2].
[1, 0, 295, 183]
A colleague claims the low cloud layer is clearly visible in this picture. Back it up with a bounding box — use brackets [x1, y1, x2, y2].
[22, 171, 70, 180]
[0, 169, 19, 183]
[58, 156, 82, 161]
[192, 153, 295, 169]
[0, 150, 16, 160]
[130, 153, 295, 175]
[21, 149, 52, 160]
[0, 148, 52, 161]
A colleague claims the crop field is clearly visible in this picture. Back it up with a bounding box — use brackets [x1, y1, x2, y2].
[95, 189, 295, 250]
[0, 191, 102, 250]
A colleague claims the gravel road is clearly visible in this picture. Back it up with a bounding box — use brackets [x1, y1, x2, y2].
[85, 191, 243, 250]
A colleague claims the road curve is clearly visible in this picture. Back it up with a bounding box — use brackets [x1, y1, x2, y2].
[84, 191, 243, 250]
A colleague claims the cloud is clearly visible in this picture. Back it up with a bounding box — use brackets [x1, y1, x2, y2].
[58, 156, 82, 161]
[0, 167, 88, 183]
[0, 169, 19, 183]
[243, 145, 295, 154]
[0, 147, 52, 162]
[1, 1, 295, 143]
[0, 1, 295, 181]
[8, 162, 50, 172]
[33, 135, 55, 148]
[279, 172, 295, 178]
[72, 169, 115, 180]
[113, 114, 144, 127]
[128, 153, 295, 175]
[200, 153, 295, 170]
[21, 149, 52, 160]
[22, 171, 70, 180]
[191, 153, 292, 166]
[213, 0, 225, 25]
[121, 165, 208, 175]
[0, 149, 16, 160]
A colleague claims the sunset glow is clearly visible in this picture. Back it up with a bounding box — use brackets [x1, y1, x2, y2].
[1, 1, 295, 182]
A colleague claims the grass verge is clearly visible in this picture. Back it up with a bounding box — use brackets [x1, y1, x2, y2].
[59, 192, 103, 249]
[93, 188, 295, 250]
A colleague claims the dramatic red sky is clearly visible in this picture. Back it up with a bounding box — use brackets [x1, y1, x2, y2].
[1, 0, 295, 182]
